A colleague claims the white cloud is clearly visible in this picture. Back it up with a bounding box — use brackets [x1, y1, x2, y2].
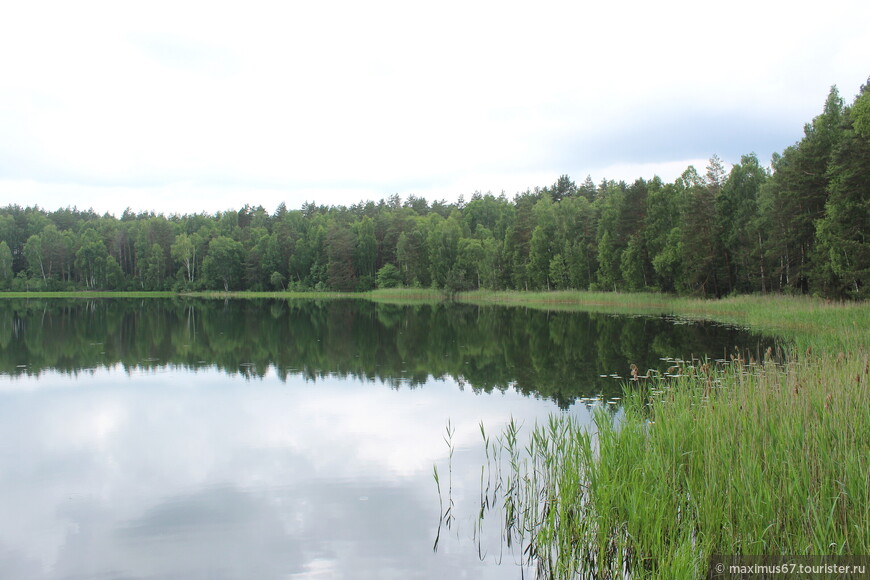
[1, 1, 868, 214]
[0, 367, 584, 576]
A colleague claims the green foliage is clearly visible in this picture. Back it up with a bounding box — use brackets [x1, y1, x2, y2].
[75, 228, 109, 289]
[143, 243, 166, 290]
[853, 86, 870, 138]
[269, 270, 286, 290]
[478, 344, 869, 576]
[326, 222, 356, 291]
[202, 236, 245, 291]
[679, 171, 721, 296]
[717, 154, 768, 293]
[548, 253, 569, 289]
[105, 255, 125, 290]
[352, 216, 377, 280]
[23, 234, 44, 280]
[0, 241, 11, 287]
[815, 82, 870, 298]
[761, 87, 846, 293]
[375, 263, 402, 289]
[620, 234, 647, 291]
[427, 215, 462, 288]
[460, 294, 870, 576]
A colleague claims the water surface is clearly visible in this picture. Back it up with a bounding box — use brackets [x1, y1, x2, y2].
[0, 298, 775, 578]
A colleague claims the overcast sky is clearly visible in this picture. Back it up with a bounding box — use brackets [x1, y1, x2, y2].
[1, 1, 867, 217]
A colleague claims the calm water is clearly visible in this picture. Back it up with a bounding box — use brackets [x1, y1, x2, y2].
[0, 298, 775, 579]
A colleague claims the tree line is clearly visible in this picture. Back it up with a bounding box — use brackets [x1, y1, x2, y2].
[1, 80, 867, 298]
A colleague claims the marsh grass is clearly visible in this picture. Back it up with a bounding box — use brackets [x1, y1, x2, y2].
[441, 292, 870, 578]
[473, 350, 870, 578]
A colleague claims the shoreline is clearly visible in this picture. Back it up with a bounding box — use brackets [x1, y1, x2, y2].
[3, 288, 866, 350]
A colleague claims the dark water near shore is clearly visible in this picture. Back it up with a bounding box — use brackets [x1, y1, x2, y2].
[0, 298, 775, 578]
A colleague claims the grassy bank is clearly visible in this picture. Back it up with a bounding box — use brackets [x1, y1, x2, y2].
[481, 353, 869, 578]
[461, 293, 869, 578]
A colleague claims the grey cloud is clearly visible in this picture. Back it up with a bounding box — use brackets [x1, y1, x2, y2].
[554, 108, 801, 172]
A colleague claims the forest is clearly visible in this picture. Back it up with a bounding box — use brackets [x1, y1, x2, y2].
[1, 81, 868, 299]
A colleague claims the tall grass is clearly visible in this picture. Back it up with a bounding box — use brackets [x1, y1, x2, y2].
[464, 295, 870, 578]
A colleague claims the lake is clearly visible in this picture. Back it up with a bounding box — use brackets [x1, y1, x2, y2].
[0, 298, 776, 579]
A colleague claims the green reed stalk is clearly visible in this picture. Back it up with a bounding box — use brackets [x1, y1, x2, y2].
[480, 343, 869, 578]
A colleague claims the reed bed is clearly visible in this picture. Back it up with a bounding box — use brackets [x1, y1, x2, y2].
[460, 293, 869, 579]
[473, 350, 869, 578]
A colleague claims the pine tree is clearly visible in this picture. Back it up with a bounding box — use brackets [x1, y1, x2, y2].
[815, 80, 870, 297]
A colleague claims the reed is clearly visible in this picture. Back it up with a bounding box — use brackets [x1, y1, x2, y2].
[470, 296, 870, 578]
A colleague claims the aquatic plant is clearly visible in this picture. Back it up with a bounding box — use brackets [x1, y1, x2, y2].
[466, 347, 869, 578]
